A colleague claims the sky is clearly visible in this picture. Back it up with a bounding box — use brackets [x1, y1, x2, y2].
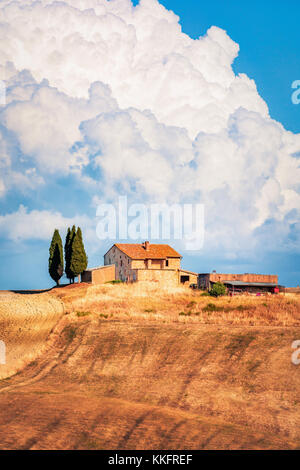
[145, 0, 300, 134]
[0, 0, 299, 289]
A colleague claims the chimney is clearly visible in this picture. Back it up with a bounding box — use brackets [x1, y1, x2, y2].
[144, 241, 149, 251]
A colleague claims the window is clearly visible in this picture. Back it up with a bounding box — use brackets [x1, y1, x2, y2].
[121, 260, 123, 267]
[166, 260, 169, 267]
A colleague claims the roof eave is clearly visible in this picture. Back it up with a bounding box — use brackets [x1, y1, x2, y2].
[103, 243, 117, 258]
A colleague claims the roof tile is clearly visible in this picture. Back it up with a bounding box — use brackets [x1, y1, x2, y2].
[114, 243, 181, 259]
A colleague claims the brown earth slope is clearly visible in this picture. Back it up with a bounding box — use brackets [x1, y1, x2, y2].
[0, 283, 299, 449]
[0, 291, 64, 380]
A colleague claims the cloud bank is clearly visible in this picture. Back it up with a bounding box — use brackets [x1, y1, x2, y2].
[0, 0, 299, 261]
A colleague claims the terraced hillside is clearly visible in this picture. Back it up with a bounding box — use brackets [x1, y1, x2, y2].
[0, 284, 299, 449]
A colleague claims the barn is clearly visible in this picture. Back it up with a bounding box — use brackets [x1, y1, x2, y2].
[198, 272, 279, 294]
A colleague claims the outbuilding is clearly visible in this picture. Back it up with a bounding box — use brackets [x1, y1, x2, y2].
[81, 264, 115, 284]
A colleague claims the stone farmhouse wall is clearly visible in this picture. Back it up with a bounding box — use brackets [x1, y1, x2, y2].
[81, 265, 115, 284]
[104, 245, 182, 283]
[104, 246, 134, 281]
[136, 268, 179, 286]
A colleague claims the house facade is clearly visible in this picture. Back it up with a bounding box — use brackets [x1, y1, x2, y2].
[104, 241, 197, 286]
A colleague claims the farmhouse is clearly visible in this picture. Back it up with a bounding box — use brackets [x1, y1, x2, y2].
[198, 272, 279, 294]
[104, 241, 198, 286]
[81, 243, 279, 293]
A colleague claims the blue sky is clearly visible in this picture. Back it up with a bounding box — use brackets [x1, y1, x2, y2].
[0, 0, 299, 289]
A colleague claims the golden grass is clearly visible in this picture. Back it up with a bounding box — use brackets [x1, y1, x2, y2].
[0, 284, 300, 449]
[0, 291, 64, 379]
[59, 283, 300, 327]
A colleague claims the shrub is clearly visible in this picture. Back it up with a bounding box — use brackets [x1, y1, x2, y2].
[203, 303, 218, 312]
[236, 304, 253, 312]
[179, 311, 189, 316]
[64, 326, 77, 343]
[76, 311, 90, 317]
[209, 282, 226, 297]
[99, 313, 108, 319]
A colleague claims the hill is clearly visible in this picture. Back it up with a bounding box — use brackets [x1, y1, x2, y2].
[0, 283, 299, 449]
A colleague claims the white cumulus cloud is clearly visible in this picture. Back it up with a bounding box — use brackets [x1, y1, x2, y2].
[0, 205, 95, 243]
[0, 0, 299, 258]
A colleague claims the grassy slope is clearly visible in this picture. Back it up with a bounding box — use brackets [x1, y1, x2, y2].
[0, 291, 64, 380]
[0, 283, 299, 449]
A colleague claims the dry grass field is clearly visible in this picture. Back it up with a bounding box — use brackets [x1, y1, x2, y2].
[0, 291, 64, 380]
[0, 283, 299, 449]
[56, 282, 300, 326]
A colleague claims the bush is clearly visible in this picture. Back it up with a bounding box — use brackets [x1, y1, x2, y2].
[203, 303, 221, 312]
[76, 311, 90, 317]
[209, 282, 226, 297]
[99, 313, 109, 319]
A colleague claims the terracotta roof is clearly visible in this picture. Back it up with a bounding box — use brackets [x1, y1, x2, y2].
[113, 243, 182, 260]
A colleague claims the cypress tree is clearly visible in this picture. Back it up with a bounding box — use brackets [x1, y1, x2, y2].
[65, 225, 76, 283]
[64, 227, 72, 283]
[48, 229, 64, 286]
[69, 227, 88, 282]
[77, 227, 88, 272]
[70, 225, 76, 283]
